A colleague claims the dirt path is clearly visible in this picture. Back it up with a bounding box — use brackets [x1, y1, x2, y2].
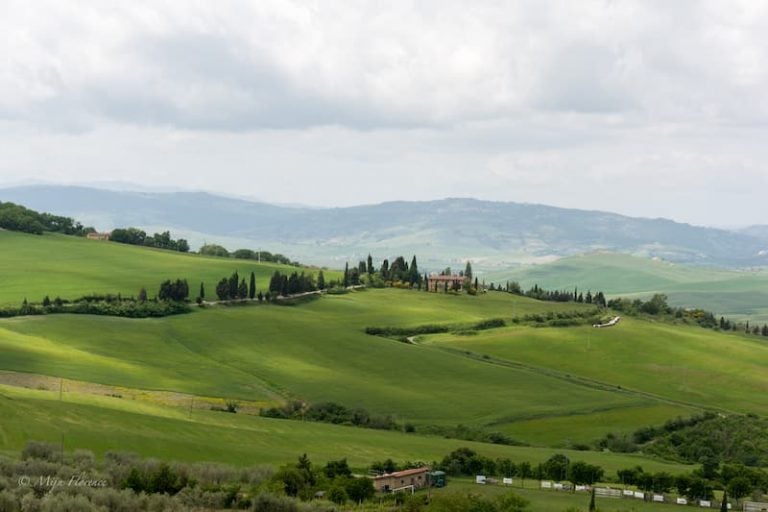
[0, 369, 274, 415]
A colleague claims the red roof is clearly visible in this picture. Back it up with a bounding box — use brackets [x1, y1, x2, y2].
[374, 467, 430, 479]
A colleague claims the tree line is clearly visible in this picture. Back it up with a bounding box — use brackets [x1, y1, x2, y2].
[435, 447, 763, 505]
[110, 228, 189, 252]
[199, 244, 299, 266]
[0, 292, 190, 319]
[341, 254, 423, 289]
[608, 294, 768, 338]
[269, 270, 325, 296]
[7, 440, 764, 511]
[344, 254, 486, 295]
[211, 269, 326, 303]
[212, 271, 259, 301]
[599, 412, 768, 468]
[0, 201, 94, 236]
[488, 281, 608, 306]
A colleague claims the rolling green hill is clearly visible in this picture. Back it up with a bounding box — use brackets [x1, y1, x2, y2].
[3, 282, 762, 452]
[485, 252, 768, 323]
[0, 290, 657, 437]
[1, 232, 764, 476]
[0, 384, 690, 476]
[0, 230, 336, 306]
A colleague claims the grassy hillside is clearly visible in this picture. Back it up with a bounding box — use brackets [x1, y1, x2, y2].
[421, 315, 768, 438]
[0, 230, 336, 306]
[4, 285, 758, 451]
[0, 290, 655, 435]
[0, 385, 690, 476]
[486, 252, 768, 322]
[1, 233, 763, 470]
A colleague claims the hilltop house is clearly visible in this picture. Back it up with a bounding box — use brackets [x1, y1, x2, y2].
[426, 274, 465, 292]
[373, 467, 431, 492]
[86, 232, 112, 241]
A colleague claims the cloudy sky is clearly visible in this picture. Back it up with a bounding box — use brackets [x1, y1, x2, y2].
[0, 1, 766, 226]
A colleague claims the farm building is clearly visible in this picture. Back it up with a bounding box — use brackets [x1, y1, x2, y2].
[373, 467, 431, 492]
[426, 274, 465, 292]
[86, 232, 112, 241]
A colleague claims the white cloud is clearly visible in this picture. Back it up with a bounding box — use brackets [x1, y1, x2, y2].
[0, 0, 766, 225]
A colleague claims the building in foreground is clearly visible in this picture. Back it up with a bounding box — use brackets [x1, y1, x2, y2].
[373, 467, 431, 492]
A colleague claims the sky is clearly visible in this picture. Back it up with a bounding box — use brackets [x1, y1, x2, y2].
[0, 1, 766, 226]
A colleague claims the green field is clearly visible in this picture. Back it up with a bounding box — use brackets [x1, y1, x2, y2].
[434, 480, 707, 512]
[0, 230, 337, 306]
[0, 385, 691, 476]
[0, 232, 762, 475]
[422, 317, 768, 416]
[485, 252, 768, 323]
[0, 290, 656, 432]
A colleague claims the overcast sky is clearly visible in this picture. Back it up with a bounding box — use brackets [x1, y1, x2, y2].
[0, 1, 766, 226]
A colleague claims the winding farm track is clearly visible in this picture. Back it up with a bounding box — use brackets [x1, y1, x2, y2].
[427, 344, 738, 416]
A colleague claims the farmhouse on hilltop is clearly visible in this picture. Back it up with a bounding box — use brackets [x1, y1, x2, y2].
[426, 274, 465, 292]
[86, 231, 112, 241]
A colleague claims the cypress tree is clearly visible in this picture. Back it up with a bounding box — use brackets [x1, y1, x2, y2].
[343, 263, 350, 287]
[138, 287, 148, 302]
[249, 272, 256, 299]
[281, 275, 289, 296]
[216, 278, 229, 300]
[410, 255, 419, 284]
[720, 490, 728, 512]
[317, 271, 326, 290]
[199, 282, 205, 300]
[228, 271, 239, 299]
[464, 261, 473, 281]
[367, 254, 374, 275]
[42, 295, 51, 307]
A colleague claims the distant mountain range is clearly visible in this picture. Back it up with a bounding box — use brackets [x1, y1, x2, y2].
[738, 225, 768, 243]
[1, 185, 766, 269]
